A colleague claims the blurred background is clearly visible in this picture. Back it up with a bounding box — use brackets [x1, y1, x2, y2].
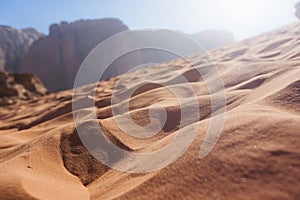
[0, 0, 299, 92]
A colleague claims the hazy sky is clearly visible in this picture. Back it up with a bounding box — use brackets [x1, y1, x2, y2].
[0, 0, 299, 40]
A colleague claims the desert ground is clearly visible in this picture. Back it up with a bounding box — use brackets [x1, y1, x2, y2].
[0, 22, 300, 199]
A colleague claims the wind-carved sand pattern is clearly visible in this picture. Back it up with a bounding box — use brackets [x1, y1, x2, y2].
[0, 22, 300, 199]
[72, 29, 226, 175]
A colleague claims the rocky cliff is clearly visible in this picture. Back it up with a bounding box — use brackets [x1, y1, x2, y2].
[0, 25, 43, 72]
[20, 19, 129, 92]
[19, 19, 237, 92]
[0, 72, 48, 106]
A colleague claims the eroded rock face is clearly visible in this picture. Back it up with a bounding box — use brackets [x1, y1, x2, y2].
[296, 2, 300, 19]
[20, 19, 129, 92]
[0, 25, 43, 72]
[0, 72, 48, 106]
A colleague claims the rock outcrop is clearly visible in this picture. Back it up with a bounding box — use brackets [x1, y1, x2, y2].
[296, 2, 300, 19]
[0, 72, 48, 106]
[19, 19, 235, 92]
[0, 25, 43, 72]
[191, 30, 234, 50]
[20, 19, 130, 92]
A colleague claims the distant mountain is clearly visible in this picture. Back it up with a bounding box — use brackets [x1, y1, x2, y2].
[0, 25, 43, 72]
[191, 30, 234, 50]
[20, 19, 130, 92]
[0, 18, 234, 92]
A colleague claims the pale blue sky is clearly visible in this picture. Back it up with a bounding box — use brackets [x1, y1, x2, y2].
[0, 0, 299, 40]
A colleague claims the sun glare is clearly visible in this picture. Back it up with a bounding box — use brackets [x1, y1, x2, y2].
[216, 0, 272, 23]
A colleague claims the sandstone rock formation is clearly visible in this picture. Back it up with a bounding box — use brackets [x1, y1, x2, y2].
[18, 19, 235, 92]
[296, 2, 300, 19]
[0, 72, 48, 106]
[20, 19, 130, 92]
[191, 30, 234, 50]
[0, 25, 43, 72]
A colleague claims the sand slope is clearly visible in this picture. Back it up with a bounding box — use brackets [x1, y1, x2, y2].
[0, 22, 300, 199]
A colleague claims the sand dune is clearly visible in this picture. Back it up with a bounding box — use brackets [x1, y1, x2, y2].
[1, 22, 300, 199]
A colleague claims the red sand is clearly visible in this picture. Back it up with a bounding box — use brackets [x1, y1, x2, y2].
[0, 22, 300, 199]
